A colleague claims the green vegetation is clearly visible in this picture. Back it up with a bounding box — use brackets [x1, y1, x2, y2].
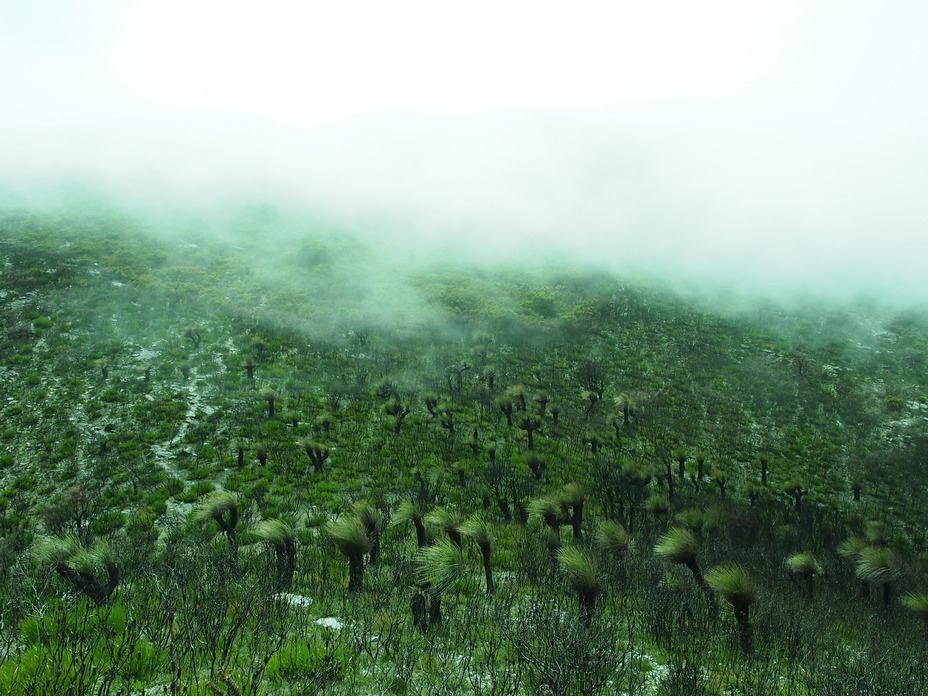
[2, 205, 928, 693]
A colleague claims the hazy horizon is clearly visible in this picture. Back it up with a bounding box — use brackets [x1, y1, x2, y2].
[2, 1, 927, 307]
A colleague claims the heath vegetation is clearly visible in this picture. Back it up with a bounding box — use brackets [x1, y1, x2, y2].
[2, 205, 928, 694]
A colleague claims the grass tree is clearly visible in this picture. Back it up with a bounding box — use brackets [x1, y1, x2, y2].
[34, 537, 120, 606]
[856, 546, 900, 606]
[393, 500, 428, 548]
[524, 452, 547, 481]
[560, 483, 586, 542]
[595, 519, 629, 578]
[865, 520, 890, 547]
[385, 398, 411, 433]
[326, 515, 371, 593]
[192, 491, 240, 571]
[676, 508, 708, 536]
[425, 506, 463, 547]
[583, 430, 603, 454]
[316, 412, 335, 433]
[694, 453, 707, 484]
[508, 384, 529, 411]
[645, 493, 670, 522]
[301, 439, 330, 473]
[901, 593, 928, 637]
[483, 366, 497, 390]
[528, 494, 566, 548]
[851, 474, 865, 502]
[783, 480, 807, 510]
[459, 514, 496, 595]
[416, 538, 463, 628]
[838, 535, 872, 598]
[785, 551, 822, 601]
[495, 395, 515, 426]
[557, 546, 602, 625]
[614, 392, 636, 426]
[673, 449, 688, 481]
[94, 358, 109, 380]
[518, 414, 542, 450]
[595, 520, 629, 554]
[259, 387, 278, 418]
[706, 563, 757, 654]
[352, 500, 383, 566]
[712, 469, 729, 499]
[838, 535, 868, 561]
[252, 519, 296, 591]
[534, 390, 550, 415]
[654, 526, 715, 614]
[438, 404, 456, 434]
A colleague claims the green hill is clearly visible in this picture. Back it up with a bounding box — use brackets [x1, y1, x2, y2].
[2, 204, 927, 695]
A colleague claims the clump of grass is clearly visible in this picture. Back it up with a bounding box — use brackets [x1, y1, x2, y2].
[706, 563, 757, 653]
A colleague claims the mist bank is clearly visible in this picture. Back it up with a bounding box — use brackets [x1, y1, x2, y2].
[2, 114, 926, 311]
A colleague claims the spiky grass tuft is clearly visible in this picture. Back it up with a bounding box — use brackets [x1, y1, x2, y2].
[352, 501, 383, 532]
[785, 552, 821, 577]
[527, 495, 565, 528]
[416, 538, 463, 595]
[459, 515, 495, 548]
[252, 519, 294, 547]
[855, 546, 900, 584]
[595, 520, 628, 554]
[560, 483, 585, 507]
[645, 493, 670, 517]
[901, 592, 928, 620]
[392, 500, 425, 526]
[865, 520, 889, 547]
[556, 546, 601, 602]
[838, 536, 867, 560]
[654, 527, 698, 565]
[706, 563, 757, 611]
[33, 536, 79, 566]
[191, 490, 238, 523]
[326, 516, 371, 557]
[424, 506, 463, 533]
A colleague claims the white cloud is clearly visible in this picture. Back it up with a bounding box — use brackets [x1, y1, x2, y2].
[1, 0, 927, 304]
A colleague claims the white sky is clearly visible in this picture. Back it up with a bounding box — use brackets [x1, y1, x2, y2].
[2, 0, 927, 303]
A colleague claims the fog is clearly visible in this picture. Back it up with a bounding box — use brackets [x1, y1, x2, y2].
[2, 0, 928, 307]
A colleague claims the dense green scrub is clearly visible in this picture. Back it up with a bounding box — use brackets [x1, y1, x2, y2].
[1, 205, 928, 694]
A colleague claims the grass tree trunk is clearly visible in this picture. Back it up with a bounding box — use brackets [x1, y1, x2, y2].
[480, 543, 495, 595]
[579, 593, 596, 627]
[278, 540, 296, 591]
[367, 527, 381, 566]
[411, 589, 429, 631]
[736, 606, 753, 654]
[570, 504, 583, 543]
[57, 565, 117, 607]
[665, 465, 675, 501]
[348, 553, 365, 592]
[685, 559, 717, 617]
[224, 527, 239, 570]
[413, 519, 427, 548]
[429, 590, 442, 625]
